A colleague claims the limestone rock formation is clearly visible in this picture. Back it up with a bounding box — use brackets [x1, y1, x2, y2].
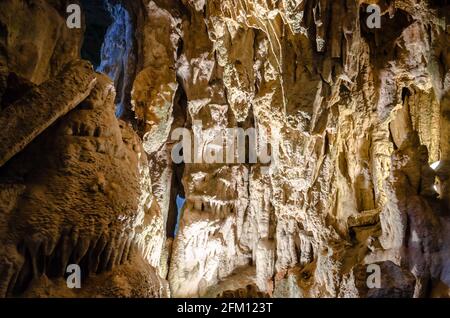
[0, 0, 83, 85]
[0, 60, 97, 168]
[0, 69, 168, 297]
[0, 0, 449, 298]
[164, 0, 450, 298]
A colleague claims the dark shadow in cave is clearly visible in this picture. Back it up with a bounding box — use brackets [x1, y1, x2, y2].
[167, 162, 185, 238]
[166, 80, 189, 238]
[360, 5, 413, 65]
[80, 0, 113, 69]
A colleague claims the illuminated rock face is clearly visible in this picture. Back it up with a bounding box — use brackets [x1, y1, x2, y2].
[0, 0, 449, 298]
[160, 0, 450, 298]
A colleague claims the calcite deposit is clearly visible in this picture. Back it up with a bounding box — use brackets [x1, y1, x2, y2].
[0, 0, 449, 298]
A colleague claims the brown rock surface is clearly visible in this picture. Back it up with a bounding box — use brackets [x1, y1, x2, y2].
[0, 60, 97, 168]
[0, 72, 167, 297]
[0, 0, 449, 298]
[0, 0, 83, 84]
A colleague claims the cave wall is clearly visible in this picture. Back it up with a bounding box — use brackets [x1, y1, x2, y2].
[0, 0, 83, 85]
[0, 0, 168, 298]
[0, 0, 449, 298]
[148, 0, 450, 298]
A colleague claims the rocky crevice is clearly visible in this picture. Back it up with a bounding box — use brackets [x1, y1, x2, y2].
[0, 0, 449, 298]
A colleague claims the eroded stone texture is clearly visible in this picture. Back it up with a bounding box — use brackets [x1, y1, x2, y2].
[132, 0, 182, 155]
[0, 73, 168, 297]
[0, 0, 449, 299]
[0, 60, 97, 168]
[164, 0, 450, 298]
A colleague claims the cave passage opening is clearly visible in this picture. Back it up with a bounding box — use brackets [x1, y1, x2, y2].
[80, 0, 112, 69]
[80, 0, 136, 119]
[167, 161, 185, 238]
[166, 77, 189, 238]
[175, 194, 185, 236]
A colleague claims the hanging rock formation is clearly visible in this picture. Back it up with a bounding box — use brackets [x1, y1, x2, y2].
[0, 0, 449, 298]
[0, 60, 97, 168]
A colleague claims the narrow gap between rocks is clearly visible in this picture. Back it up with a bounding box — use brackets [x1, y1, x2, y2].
[81, 0, 136, 120]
